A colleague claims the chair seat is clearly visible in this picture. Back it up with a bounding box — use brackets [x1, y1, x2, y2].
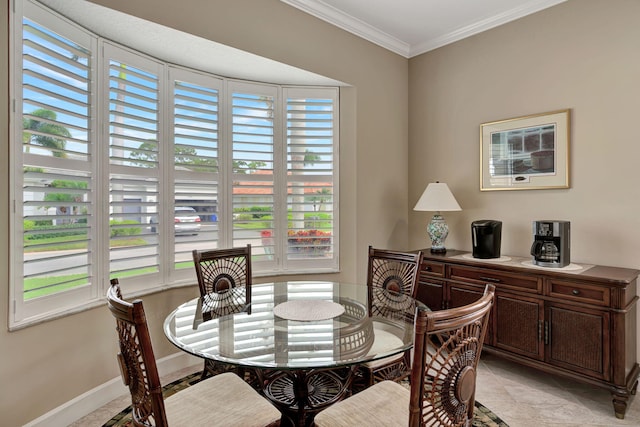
[364, 353, 404, 370]
[314, 380, 409, 427]
[363, 327, 405, 369]
[165, 372, 281, 427]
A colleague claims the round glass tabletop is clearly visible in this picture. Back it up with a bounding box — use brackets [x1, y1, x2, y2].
[164, 280, 424, 370]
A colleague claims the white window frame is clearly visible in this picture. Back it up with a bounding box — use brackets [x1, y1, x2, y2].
[10, 0, 339, 329]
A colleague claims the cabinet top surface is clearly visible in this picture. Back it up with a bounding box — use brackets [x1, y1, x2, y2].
[417, 249, 639, 284]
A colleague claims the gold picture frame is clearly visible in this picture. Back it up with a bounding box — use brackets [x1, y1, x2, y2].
[480, 109, 570, 191]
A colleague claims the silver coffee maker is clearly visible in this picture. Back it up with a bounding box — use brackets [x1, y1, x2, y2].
[530, 220, 570, 267]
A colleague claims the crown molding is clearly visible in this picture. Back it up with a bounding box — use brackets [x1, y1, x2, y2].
[280, 0, 411, 57]
[281, 0, 567, 59]
[409, 0, 568, 57]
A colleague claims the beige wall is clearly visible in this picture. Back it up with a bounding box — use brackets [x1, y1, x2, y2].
[0, 1, 408, 425]
[4, 0, 640, 424]
[408, 0, 640, 385]
[408, 0, 640, 269]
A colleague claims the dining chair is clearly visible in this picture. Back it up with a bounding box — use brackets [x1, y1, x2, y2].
[314, 284, 496, 427]
[106, 278, 281, 427]
[192, 244, 252, 310]
[360, 246, 424, 387]
[192, 244, 252, 378]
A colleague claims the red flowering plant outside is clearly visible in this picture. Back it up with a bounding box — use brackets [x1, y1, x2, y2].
[260, 230, 272, 238]
[287, 229, 332, 254]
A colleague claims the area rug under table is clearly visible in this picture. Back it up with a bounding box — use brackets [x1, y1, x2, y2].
[103, 372, 509, 427]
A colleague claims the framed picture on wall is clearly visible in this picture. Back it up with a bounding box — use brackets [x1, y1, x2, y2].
[480, 109, 570, 191]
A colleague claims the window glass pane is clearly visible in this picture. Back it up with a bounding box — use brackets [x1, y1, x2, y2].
[23, 19, 90, 160]
[108, 58, 160, 278]
[109, 171, 159, 277]
[173, 78, 220, 268]
[231, 91, 275, 261]
[13, 1, 339, 326]
[286, 94, 335, 261]
[21, 17, 93, 301]
[23, 168, 92, 299]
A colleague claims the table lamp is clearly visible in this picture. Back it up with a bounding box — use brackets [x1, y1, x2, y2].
[413, 182, 461, 253]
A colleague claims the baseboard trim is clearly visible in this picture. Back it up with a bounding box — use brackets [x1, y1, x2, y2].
[24, 352, 201, 427]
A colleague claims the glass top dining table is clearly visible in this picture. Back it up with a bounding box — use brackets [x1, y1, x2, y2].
[163, 280, 426, 427]
[163, 280, 425, 371]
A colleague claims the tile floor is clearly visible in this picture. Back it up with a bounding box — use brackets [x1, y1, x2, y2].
[476, 354, 640, 427]
[71, 353, 640, 427]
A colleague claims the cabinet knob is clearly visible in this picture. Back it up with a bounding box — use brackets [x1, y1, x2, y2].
[424, 266, 431, 271]
[572, 289, 580, 296]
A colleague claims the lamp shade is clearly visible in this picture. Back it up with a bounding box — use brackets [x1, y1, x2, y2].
[413, 182, 461, 212]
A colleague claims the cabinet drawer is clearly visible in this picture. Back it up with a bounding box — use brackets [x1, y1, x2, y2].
[548, 280, 610, 307]
[420, 260, 445, 278]
[449, 265, 541, 293]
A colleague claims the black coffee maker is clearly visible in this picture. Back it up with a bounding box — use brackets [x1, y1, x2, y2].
[471, 220, 502, 259]
[530, 220, 570, 267]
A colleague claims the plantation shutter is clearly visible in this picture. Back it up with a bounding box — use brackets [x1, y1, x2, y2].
[17, 2, 96, 321]
[229, 82, 276, 263]
[170, 69, 222, 269]
[104, 44, 161, 286]
[12, 0, 341, 327]
[285, 88, 338, 268]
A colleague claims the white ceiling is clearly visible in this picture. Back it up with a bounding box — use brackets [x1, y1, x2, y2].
[36, 0, 567, 85]
[281, 0, 567, 57]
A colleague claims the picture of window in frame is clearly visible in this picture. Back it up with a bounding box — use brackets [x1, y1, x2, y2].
[480, 109, 570, 191]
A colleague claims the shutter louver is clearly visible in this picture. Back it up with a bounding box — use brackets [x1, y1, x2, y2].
[286, 91, 336, 262]
[231, 89, 275, 261]
[107, 57, 160, 278]
[21, 17, 93, 300]
[13, 2, 340, 327]
[172, 76, 221, 267]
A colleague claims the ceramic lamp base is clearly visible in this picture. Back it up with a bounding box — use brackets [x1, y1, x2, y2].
[427, 213, 449, 253]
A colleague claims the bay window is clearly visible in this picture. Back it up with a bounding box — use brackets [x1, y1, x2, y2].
[10, 0, 339, 328]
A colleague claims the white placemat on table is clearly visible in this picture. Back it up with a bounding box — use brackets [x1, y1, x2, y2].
[461, 253, 512, 262]
[273, 300, 345, 321]
[520, 260, 587, 271]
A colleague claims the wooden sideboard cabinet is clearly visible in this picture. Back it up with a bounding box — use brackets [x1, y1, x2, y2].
[415, 249, 639, 419]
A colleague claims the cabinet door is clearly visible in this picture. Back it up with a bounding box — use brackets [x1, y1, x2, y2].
[546, 302, 610, 380]
[449, 282, 486, 307]
[416, 278, 444, 310]
[494, 293, 544, 360]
